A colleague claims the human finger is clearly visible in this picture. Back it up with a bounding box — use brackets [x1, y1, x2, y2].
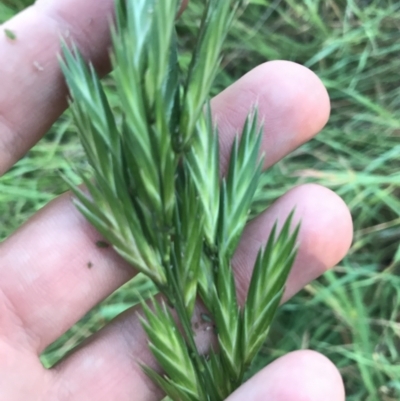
[226, 350, 345, 401]
[212, 60, 330, 173]
[233, 183, 353, 303]
[0, 0, 188, 175]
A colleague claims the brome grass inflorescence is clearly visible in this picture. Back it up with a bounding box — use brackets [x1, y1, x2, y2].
[60, 0, 299, 400]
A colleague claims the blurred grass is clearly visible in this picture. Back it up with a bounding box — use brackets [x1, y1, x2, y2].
[1, 0, 400, 400]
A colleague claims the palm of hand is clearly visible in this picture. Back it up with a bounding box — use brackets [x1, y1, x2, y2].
[0, 1, 352, 400]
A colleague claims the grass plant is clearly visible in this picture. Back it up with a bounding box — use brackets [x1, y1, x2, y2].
[1, 0, 400, 400]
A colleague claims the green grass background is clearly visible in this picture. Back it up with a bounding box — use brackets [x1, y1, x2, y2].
[1, 1, 400, 400]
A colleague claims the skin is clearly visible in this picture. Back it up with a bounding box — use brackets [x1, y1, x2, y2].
[0, 1, 353, 400]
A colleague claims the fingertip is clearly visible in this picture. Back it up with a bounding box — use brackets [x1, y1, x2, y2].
[233, 183, 353, 302]
[227, 350, 345, 401]
[273, 183, 353, 300]
[290, 183, 353, 268]
[212, 60, 331, 170]
[264, 61, 331, 140]
[253, 61, 331, 138]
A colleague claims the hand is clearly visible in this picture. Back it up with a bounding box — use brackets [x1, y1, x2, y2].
[0, 1, 353, 400]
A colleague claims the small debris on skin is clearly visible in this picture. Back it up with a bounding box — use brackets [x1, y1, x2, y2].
[33, 61, 44, 72]
[200, 313, 213, 323]
[87, 261, 93, 269]
[96, 240, 110, 248]
[4, 29, 16, 41]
